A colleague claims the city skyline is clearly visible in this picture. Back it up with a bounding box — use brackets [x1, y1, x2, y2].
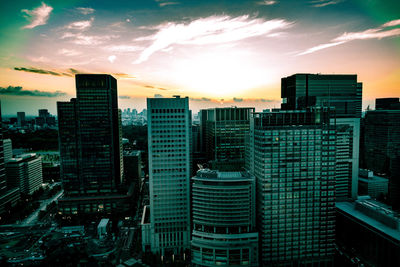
[1, 0, 400, 115]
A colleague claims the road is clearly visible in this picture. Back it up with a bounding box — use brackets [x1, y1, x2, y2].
[22, 189, 64, 225]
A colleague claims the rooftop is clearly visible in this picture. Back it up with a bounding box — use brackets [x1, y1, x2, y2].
[336, 198, 400, 242]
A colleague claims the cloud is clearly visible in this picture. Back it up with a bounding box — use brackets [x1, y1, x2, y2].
[133, 15, 293, 63]
[156, 0, 179, 7]
[144, 85, 168, 90]
[310, 0, 343, 8]
[14, 66, 88, 77]
[21, 2, 53, 29]
[159, 2, 179, 7]
[105, 45, 143, 52]
[190, 97, 212, 102]
[257, 1, 278, 6]
[154, 94, 163, 98]
[76, 7, 94, 15]
[119, 95, 131, 99]
[58, 48, 82, 56]
[66, 18, 93, 30]
[61, 32, 118, 45]
[113, 73, 136, 79]
[14, 67, 61, 76]
[298, 18, 400, 55]
[108, 55, 117, 63]
[0, 86, 66, 97]
[233, 97, 243, 102]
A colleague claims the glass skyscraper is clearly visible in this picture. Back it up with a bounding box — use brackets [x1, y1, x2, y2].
[57, 74, 124, 215]
[246, 108, 336, 266]
[281, 73, 362, 200]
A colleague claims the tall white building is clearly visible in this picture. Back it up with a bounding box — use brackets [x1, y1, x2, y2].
[145, 96, 191, 255]
[6, 153, 43, 195]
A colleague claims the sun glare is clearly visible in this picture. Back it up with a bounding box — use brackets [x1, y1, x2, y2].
[171, 51, 270, 97]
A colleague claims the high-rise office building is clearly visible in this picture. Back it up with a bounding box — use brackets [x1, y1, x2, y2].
[144, 96, 191, 255]
[38, 109, 50, 118]
[17, 112, 25, 127]
[281, 73, 362, 200]
[191, 169, 258, 266]
[0, 102, 7, 193]
[57, 74, 125, 215]
[200, 107, 254, 171]
[246, 108, 336, 266]
[6, 153, 43, 195]
[364, 108, 400, 210]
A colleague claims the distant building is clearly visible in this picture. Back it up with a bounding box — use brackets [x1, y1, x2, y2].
[364, 109, 400, 210]
[200, 107, 254, 171]
[358, 169, 388, 199]
[17, 112, 25, 127]
[146, 96, 191, 255]
[191, 170, 258, 266]
[57, 74, 126, 215]
[336, 198, 400, 266]
[6, 153, 43, 195]
[39, 109, 50, 118]
[247, 108, 336, 266]
[0, 102, 20, 215]
[281, 73, 363, 200]
[2, 139, 12, 163]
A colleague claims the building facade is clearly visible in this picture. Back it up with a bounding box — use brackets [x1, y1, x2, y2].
[200, 107, 254, 171]
[246, 108, 336, 266]
[364, 109, 400, 210]
[6, 153, 43, 195]
[2, 139, 12, 163]
[146, 96, 191, 254]
[57, 74, 125, 215]
[191, 169, 258, 266]
[358, 169, 388, 199]
[281, 74, 362, 200]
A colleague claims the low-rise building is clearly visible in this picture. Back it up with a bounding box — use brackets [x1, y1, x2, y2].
[6, 153, 43, 195]
[358, 169, 388, 198]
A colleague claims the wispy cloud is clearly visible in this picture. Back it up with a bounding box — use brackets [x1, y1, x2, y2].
[0, 86, 66, 97]
[298, 18, 400, 55]
[233, 97, 243, 102]
[119, 95, 131, 99]
[58, 48, 82, 56]
[190, 97, 212, 102]
[76, 7, 94, 15]
[104, 45, 143, 52]
[133, 15, 292, 63]
[14, 67, 61, 76]
[61, 32, 118, 45]
[66, 18, 94, 30]
[156, 0, 179, 7]
[257, 1, 278, 6]
[310, 0, 343, 8]
[144, 85, 168, 90]
[21, 2, 53, 29]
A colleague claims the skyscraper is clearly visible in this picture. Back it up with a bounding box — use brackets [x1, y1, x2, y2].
[200, 107, 254, 171]
[364, 108, 400, 210]
[246, 108, 336, 266]
[281, 73, 362, 200]
[57, 74, 125, 215]
[191, 169, 258, 266]
[145, 96, 191, 255]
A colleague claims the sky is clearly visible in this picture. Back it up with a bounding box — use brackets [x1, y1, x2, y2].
[0, 0, 399, 115]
